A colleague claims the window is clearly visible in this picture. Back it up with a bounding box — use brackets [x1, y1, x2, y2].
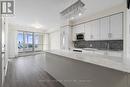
[17, 31, 43, 52]
[34, 33, 43, 51]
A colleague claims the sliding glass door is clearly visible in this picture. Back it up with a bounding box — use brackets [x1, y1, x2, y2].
[18, 32, 24, 52]
[24, 32, 33, 52]
[17, 31, 43, 53]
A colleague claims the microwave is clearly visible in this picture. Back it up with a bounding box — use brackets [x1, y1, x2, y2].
[76, 33, 84, 40]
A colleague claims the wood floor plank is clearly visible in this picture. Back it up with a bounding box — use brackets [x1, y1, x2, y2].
[3, 54, 64, 87]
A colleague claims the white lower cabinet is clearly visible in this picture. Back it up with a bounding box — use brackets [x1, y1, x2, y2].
[107, 51, 123, 57]
[85, 50, 94, 54]
[94, 50, 107, 55]
[84, 50, 123, 57]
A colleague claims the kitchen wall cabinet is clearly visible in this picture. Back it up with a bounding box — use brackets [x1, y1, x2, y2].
[100, 17, 110, 40]
[91, 20, 100, 40]
[84, 22, 92, 40]
[84, 20, 100, 41]
[72, 12, 123, 41]
[110, 13, 123, 40]
[100, 13, 123, 40]
[72, 24, 85, 41]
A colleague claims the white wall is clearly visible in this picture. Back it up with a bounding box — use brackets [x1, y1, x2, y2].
[3, 18, 9, 79]
[8, 24, 18, 58]
[0, 13, 2, 87]
[49, 30, 60, 50]
[0, 16, 9, 86]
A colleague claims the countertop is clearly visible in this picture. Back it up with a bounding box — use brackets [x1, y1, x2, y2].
[45, 50, 130, 73]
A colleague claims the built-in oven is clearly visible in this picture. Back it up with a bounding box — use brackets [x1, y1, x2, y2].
[76, 33, 84, 40]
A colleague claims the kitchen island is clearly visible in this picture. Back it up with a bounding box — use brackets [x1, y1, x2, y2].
[44, 50, 130, 87]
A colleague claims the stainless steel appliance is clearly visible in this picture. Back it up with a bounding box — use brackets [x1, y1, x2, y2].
[76, 33, 84, 40]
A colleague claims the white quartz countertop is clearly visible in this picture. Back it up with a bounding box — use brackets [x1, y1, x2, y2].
[45, 50, 130, 73]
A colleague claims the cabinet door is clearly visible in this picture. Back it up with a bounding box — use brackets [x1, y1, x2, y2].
[73, 24, 85, 34]
[110, 13, 123, 40]
[91, 20, 100, 40]
[107, 51, 123, 57]
[85, 22, 92, 40]
[100, 17, 109, 40]
[72, 24, 85, 41]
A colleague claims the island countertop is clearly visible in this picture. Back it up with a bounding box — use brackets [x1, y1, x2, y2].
[45, 50, 130, 73]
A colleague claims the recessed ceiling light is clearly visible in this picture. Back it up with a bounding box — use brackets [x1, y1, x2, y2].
[71, 17, 74, 20]
[79, 13, 82, 16]
[31, 22, 43, 29]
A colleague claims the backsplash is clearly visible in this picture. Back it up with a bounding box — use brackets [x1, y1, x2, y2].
[73, 40, 123, 51]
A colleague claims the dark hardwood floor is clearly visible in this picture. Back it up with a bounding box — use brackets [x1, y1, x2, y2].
[3, 54, 64, 87]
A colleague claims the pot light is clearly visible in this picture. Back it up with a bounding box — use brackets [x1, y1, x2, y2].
[71, 17, 74, 20]
[79, 13, 82, 16]
[31, 22, 43, 29]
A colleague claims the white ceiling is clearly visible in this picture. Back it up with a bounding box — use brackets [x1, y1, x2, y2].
[11, 0, 125, 31]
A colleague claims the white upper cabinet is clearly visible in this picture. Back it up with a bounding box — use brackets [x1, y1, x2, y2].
[91, 20, 100, 40]
[72, 12, 123, 41]
[100, 17, 110, 40]
[85, 20, 100, 40]
[110, 13, 123, 40]
[72, 24, 85, 41]
[85, 22, 92, 40]
[73, 24, 85, 34]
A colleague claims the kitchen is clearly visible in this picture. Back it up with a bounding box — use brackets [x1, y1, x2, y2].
[45, 0, 130, 87]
